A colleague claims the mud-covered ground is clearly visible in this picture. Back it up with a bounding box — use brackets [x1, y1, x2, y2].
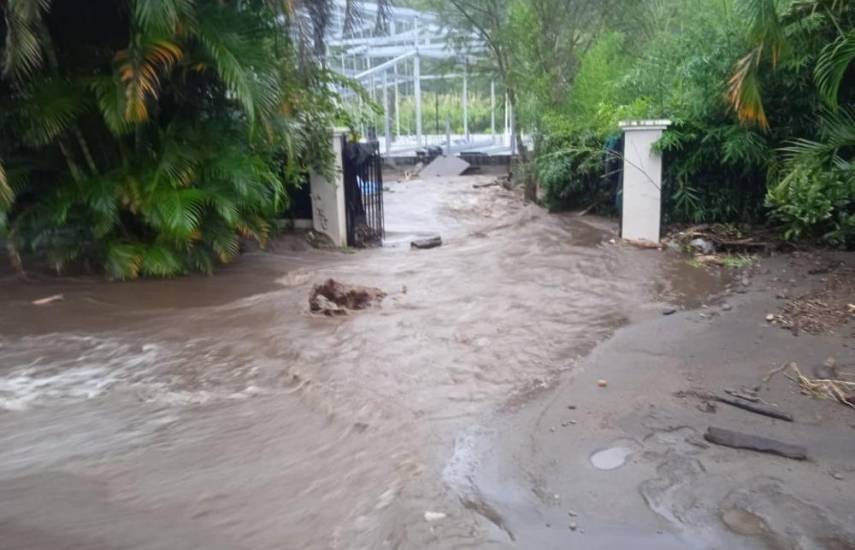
[0, 173, 852, 549]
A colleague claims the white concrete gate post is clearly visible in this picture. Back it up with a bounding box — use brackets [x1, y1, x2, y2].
[310, 128, 348, 247]
[619, 120, 671, 244]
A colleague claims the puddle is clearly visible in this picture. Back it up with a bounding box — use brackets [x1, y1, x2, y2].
[590, 445, 635, 470]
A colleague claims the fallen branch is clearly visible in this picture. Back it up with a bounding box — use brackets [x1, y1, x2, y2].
[704, 427, 807, 460]
[716, 395, 793, 422]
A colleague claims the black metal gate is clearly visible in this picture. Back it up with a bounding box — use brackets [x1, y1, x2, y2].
[342, 137, 385, 247]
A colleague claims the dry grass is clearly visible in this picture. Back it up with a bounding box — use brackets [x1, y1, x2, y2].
[765, 362, 855, 409]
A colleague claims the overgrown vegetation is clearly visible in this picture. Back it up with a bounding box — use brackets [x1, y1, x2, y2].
[437, 0, 853, 247]
[0, 0, 360, 278]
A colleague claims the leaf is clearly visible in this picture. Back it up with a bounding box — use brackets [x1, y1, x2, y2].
[728, 47, 769, 128]
[815, 31, 855, 108]
[2, 0, 52, 80]
[105, 242, 143, 280]
[115, 35, 183, 123]
[0, 161, 12, 211]
[18, 78, 86, 146]
[149, 187, 206, 238]
[133, 0, 195, 34]
[192, 5, 279, 125]
[89, 76, 134, 135]
[140, 243, 183, 276]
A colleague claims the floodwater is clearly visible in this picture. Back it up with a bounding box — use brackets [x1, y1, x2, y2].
[0, 174, 725, 549]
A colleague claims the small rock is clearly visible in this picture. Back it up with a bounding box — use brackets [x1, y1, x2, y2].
[569, 522, 577, 531]
[597, 379, 608, 388]
[579, 528, 585, 534]
[549, 427, 555, 433]
[411, 236, 443, 249]
[608, 238, 616, 245]
[742, 277, 750, 287]
[689, 238, 715, 255]
[765, 314, 775, 322]
[567, 405, 577, 410]
[545, 523, 551, 528]
[722, 304, 732, 311]
[698, 401, 717, 414]
[568, 510, 577, 517]
[424, 511, 446, 521]
[662, 308, 677, 316]
[831, 472, 844, 480]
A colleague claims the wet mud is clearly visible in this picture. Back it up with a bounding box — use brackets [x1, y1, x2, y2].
[0, 173, 814, 549]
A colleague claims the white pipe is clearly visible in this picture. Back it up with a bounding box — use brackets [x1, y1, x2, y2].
[490, 80, 496, 144]
[463, 62, 469, 142]
[383, 71, 391, 154]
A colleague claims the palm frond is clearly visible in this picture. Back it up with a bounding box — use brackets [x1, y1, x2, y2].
[147, 187, 206, 238]
[18, 78, 86, 146]
[728, 47, 769, 128]
[105, 242, 144, 280]
[728, 0, 787, 127]
[140, 242, 183, 276]
[2, 0, 52, 81]
[89, 76, 134, 135]
[815, 30, 855, 107]
[192, 5, 279, 125]
[115, 35, 183, 123]
[0, 161, 12, 212]
[133, 0, 195, 34]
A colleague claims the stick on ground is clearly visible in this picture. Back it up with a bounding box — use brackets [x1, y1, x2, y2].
[704, 427, 807, 460]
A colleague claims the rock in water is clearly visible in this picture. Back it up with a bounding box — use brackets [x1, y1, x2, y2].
[411, 236, 442, 249]
[309, 279, 386, 315]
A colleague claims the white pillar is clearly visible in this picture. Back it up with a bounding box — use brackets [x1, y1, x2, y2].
[462, 62, 469, 142]
[504, 92, 509, 145]
[445, 115, 451, 151]
[414, 19, 422, 146]
[414, 54, 422, 146]
[383, 71, 391, 155]
[619, 120, 671, 244]
[509, 99, 516, 155]
[490, 80, 496, 144]
[310, 129, 348, 247]
[393, 64, 400, 139]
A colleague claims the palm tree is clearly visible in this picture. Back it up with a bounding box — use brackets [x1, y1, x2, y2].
[728, 0, 855, 128]
[0, 0, 382, 278]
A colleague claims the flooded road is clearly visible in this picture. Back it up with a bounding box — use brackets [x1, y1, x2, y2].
[0, 174, 727, 549]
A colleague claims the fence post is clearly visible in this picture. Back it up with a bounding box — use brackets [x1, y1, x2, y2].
[309, 129, 348, 247]
[618, 120, 671, 244]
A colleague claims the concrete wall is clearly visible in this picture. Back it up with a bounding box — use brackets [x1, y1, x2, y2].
[620, 120, 670, 244]
[310, 130, 347, 247]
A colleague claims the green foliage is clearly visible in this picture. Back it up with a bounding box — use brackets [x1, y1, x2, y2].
[0, 0, 345, 277]
[766, 162, 854, 245]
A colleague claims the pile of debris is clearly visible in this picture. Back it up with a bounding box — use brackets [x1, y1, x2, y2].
[309, 279, 386, 316]
[665, 223, 778, 256]
[765, 361, 855, 409]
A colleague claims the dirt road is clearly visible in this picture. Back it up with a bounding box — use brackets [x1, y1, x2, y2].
[0, 173, 852, 549]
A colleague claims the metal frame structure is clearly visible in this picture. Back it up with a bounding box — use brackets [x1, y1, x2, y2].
[324, 0, 518, 157]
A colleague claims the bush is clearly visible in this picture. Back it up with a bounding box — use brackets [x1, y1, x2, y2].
[766, 163, 854, 246]
[534, 128, 618, 212]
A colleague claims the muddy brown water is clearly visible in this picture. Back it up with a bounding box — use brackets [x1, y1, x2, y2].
[0, 175, 726, 549]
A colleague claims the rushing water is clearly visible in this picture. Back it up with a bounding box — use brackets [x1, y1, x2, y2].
[0, 174, 725, 549]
